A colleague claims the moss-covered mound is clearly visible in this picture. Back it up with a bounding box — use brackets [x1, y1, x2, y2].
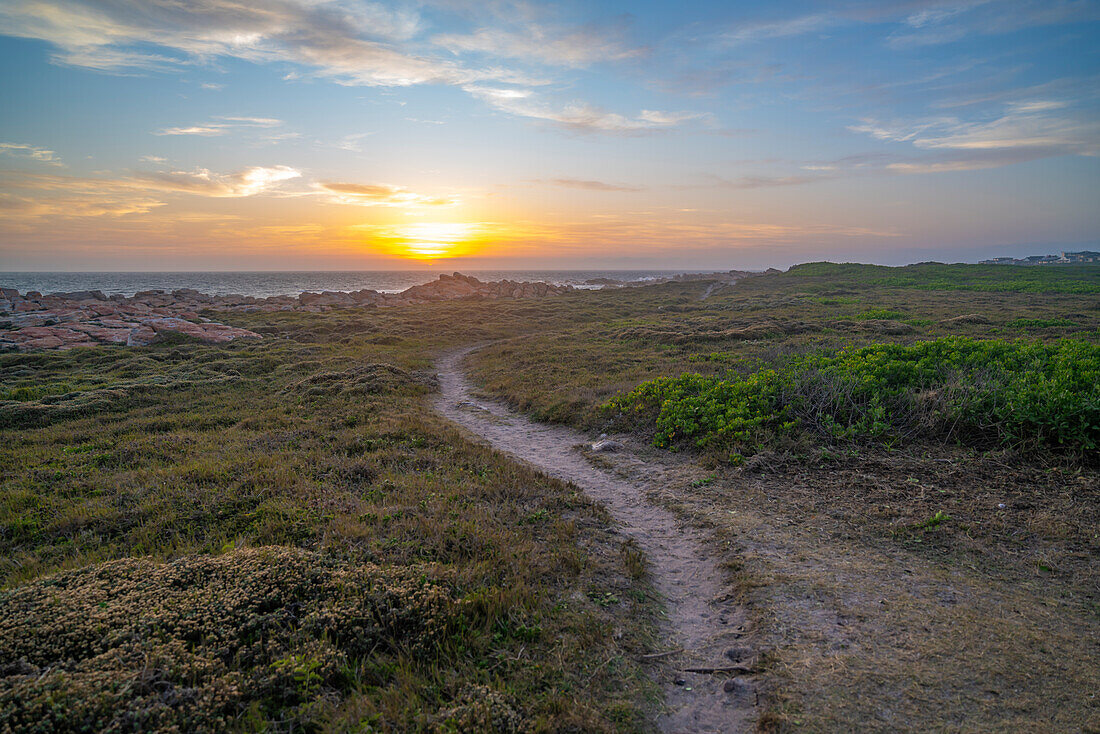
[0, 547, 471, 733]
[287, 363, 437, 397]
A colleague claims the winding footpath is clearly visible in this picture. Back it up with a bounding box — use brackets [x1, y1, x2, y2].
[434, 347, 757, 733]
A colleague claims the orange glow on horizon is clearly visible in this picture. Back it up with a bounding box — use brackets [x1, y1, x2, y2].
[365, 221, 484, 260]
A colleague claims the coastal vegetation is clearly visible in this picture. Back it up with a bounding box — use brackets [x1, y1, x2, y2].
[605, 337, 1100, 459]
[1, 262, 1098, 731]
[0, 302, 661, 732]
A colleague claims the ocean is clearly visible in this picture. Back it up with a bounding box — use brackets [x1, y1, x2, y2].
[0, 271, 689, 298]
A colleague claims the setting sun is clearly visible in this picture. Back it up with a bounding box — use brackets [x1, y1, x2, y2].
[381, 222, 481, 260]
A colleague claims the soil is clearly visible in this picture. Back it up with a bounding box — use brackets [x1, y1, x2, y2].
[435, 347, 759, 733]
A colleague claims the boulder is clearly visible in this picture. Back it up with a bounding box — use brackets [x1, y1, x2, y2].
[126, 326, 158, 347]
[47, 290, 107, 301]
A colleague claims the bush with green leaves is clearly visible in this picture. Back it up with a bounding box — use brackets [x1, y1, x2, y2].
[605, 337, 1100, 458]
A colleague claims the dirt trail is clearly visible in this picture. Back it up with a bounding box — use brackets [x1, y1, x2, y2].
[434, 347, 757, 733]
[699, 282, 725, 301]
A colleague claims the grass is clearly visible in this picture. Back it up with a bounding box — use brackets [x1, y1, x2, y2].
[2, 261, 1098, 731]
[464, 263, 1100, 731]
[0, 299, 664, 732]
[788, 261, 1100, 294]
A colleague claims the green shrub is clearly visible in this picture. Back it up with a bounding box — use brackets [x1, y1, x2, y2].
[605, 337, 1100, 457]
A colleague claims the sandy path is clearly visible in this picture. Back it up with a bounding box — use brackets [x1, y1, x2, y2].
[434, 347, 757, 733]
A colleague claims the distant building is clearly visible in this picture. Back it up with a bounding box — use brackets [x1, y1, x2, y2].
[980, 250, 1099, 265]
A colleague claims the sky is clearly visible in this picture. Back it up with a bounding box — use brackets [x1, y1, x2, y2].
[0, 0, 1098, 271]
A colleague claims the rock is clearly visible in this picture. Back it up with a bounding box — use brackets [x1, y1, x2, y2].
[725, 647, 752, 662]
[143, 317, 262, 344]
[0, 272, 577, 351]
[21, 336, 64, 349]
[126, 326, 157, 347]
[67, 324, 132, 344]
[46, 290, 107, 301]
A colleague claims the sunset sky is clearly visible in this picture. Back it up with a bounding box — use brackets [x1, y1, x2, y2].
[1, 0, 1098, 270]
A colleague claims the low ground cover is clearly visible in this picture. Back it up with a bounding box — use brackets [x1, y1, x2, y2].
[0, 301, 661, 732]
[2, 263, 1098, 731]
[465, 264, 1100, 730]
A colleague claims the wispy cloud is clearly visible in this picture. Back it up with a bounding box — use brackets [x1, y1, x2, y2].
[0, 142, 63, 166]
[0, 171, 165, 220]
[542, 178, 644, 192]
[317, 182, 457, 207]
[720, 13, 836, 45]
[156, 126, 227, 137]
[676, 173, 828, 190]
[850, 101, 1099, 158]
[0, 0, 512, 87]
[155, 117, 284, 136]
[887, 0, 1100, 48]
[0, 164, 302, 222]
[434, 22, 646, 67]
[132, 166, 302, 197]
[465, 85, 701, 133]
[334, 132, 374, 152]
[0, 1, 689, 135]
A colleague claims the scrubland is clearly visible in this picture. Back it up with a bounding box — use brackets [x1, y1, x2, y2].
[2, 262, 1098, 732]
[469, 262, 1100, 731]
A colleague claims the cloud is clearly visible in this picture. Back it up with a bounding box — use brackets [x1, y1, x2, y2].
[0, 142, 63, 166]
[155, 116, 284, 136]
[132, 166, 302, 197]
[887, 0, 1100, 48]
[915, 114, 1097, 152]
[720, 13, 836, 45]
[883, 151, 1045, 173]
[543, 178, 644, 192]
[156, 125, 227, 136]
[0, 1, 677, 133]
[434, 22, 645, 67]
[850, 101, 1100, 158]
[0, 171, 166, 220]
[317, 182, 456, 207]
[0, 164, 302, 223]
[0, 0, 505, 86]
[464, 85, 701, 133]
[334, 132, 374, 152]
[677, 173, 828, 190]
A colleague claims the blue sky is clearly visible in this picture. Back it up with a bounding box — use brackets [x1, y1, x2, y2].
[0, 0, 1097, 270]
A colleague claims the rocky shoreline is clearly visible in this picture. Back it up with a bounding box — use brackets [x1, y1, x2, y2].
[1, 273, 575, 351]
[583, 268, 777, 287]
